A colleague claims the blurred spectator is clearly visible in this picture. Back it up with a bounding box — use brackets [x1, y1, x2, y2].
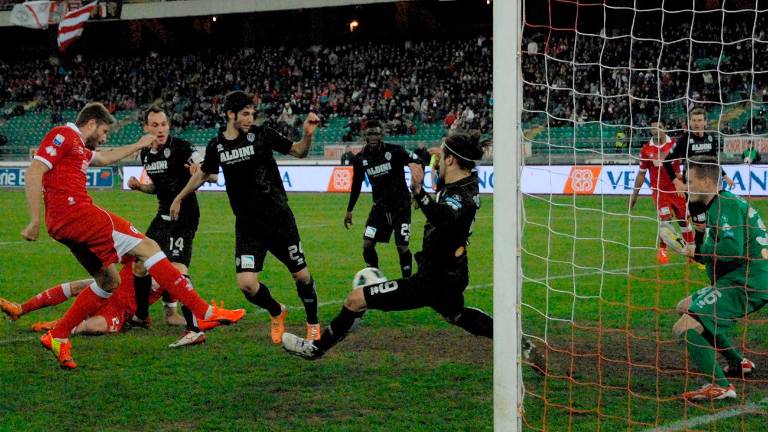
[340, 145, 355, 166]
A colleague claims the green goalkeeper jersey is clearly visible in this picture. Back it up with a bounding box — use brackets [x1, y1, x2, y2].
[700, 190, 768, 297]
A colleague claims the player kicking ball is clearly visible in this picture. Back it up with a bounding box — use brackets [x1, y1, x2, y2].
[662, 156, 767, 401]
[281, 132, 494, 360]
[22, 102, 245, 369]
[629, 120, 694, 264]
[0, 260, 241, 345]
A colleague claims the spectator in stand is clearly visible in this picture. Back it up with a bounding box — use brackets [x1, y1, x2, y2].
[340, 145, 355, 166]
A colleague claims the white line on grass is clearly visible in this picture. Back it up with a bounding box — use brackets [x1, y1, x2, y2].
[641, 397, 768, 432]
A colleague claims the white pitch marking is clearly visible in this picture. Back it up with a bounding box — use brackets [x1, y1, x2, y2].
[641, 397, 768, 432]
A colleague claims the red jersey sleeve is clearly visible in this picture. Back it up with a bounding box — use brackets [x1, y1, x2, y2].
[34, 127, 76, 169]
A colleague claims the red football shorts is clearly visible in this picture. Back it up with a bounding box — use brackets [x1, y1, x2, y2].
[653, 192, 688, 221]
[48, 205, 144, 274]
[91, 300, 129, 333]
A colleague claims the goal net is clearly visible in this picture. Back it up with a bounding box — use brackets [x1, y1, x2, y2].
[515, 0, 768, 430]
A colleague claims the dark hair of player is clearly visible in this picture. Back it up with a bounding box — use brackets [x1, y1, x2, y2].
[690, 107, 707, 118]
[143, 104, 166, 124]
[75, 102, 116, 127]
[223, 91, 254, 116]
[688, 155, 721, 184]
[443, 130, 487, 170]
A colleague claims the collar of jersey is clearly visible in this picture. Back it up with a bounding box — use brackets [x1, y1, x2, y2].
[66, 122, 83, 137]
[650, 135, 672, 148]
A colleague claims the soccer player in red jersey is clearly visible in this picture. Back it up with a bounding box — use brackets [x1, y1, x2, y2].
[22, 102, 245, 369]
[0, 264, 160, 335]
[0, 262, 233, 344]
[630, 120, 695, 264]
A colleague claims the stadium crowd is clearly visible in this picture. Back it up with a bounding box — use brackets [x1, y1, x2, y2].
[522, 12, 768, 134]
[0, 36, 493, 139]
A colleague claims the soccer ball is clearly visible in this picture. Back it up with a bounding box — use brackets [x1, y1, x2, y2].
[352, 267, 387, 290]
[658, 221, 688, 255]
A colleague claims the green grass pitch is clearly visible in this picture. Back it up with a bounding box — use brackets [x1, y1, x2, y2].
[2, 189, 768, 431]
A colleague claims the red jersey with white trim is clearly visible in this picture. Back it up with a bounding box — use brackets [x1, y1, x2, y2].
[33, 123, 94, 228]
[639, 136, 679, 194]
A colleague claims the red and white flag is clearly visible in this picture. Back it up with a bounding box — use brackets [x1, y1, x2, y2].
[57, 1, 98, 52]
[10, 1, 54, 29]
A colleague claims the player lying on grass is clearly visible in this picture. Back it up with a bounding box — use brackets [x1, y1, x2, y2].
[629, 120, 694, 264]
[666, 155, 767, 401]
[0, 261, 241, 347]
[281, 131, 494, 359]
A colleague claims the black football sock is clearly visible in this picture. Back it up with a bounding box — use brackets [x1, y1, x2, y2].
[181, 305, 200, 332]
[315, 306, 365, 352]
[244, 283, 282, 317]
[452, 307, 493, 338]
[296, 277, 319, 324]
[162, 290, 174, 305]
[133, 274, 152, 320]
[398, 249, 413, 277]
[363, 244, 379, 268]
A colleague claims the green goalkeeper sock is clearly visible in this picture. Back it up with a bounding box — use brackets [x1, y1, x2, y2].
[684, 329, 730, 387]
[705, 331, 744, 365]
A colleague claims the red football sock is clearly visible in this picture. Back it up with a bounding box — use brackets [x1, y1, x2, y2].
[50, 283, 109, 339]
[144, 253, 209, 318]
[21, 283, 72, 314]
[682, 229, 694, 245]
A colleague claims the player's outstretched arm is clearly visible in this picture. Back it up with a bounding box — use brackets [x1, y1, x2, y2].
[629, 169, 646, 210]
[91, 134, 155, 166]
[289, 112, 320, 158]
[170, 169, 208, 220]
[21, 160, 50, 241]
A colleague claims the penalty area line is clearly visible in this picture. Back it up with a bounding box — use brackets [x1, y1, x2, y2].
[641, 397, 768, 432]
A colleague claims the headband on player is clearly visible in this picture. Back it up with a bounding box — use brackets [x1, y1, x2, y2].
[441, 141, 475, 162]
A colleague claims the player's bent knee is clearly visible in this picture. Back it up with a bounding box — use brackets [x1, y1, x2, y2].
[344, 288, 367, 312]
[237, 272, 261, 295]
[132, 260, 148, 277]
[130, 238, 161, 260]
[291, 268, 311, 283]
[81, 317, 108, 335]
[396, 245, 410, 254]
[70, 279, 94, 296]
[676, 296, 692, 315]
[673, 314, 703, 338]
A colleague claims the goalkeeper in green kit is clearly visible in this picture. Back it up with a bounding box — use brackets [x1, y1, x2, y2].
[668, 155, 768, 401]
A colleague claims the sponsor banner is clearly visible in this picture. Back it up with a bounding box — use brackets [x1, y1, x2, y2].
[521, 164, 768, 196]
[0, 167, 113, 188]
[122, 165, 496, 194]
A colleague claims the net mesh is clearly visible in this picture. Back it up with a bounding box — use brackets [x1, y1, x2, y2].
[519, 0, 768, 430]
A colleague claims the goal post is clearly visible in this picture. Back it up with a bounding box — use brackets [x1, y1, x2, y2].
[493, 0, 523, 431]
